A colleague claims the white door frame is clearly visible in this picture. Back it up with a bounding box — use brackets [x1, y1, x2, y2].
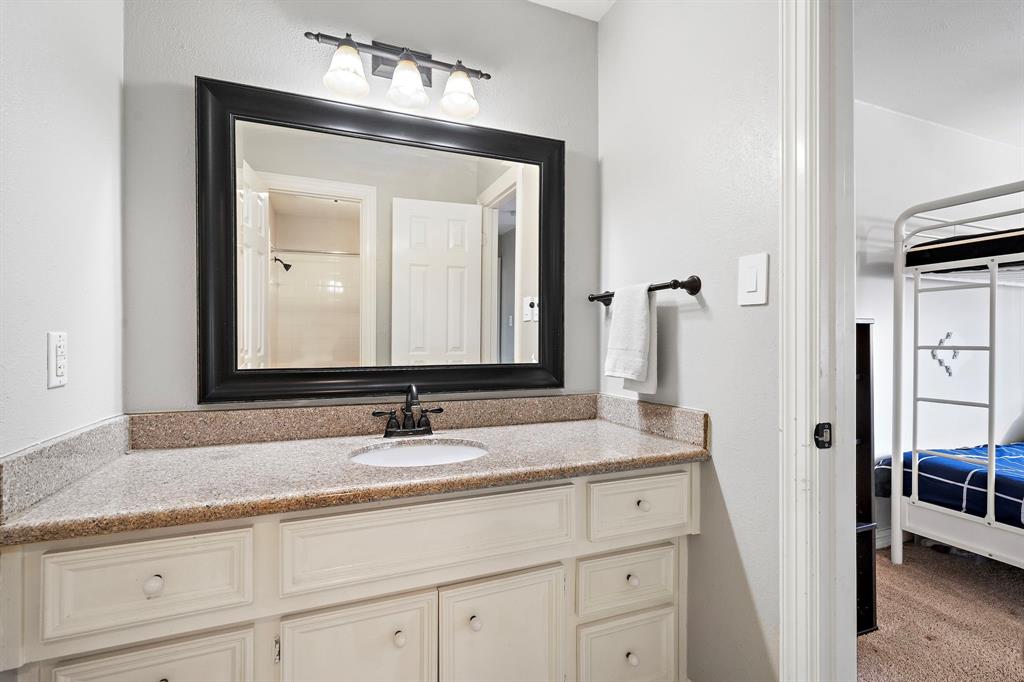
[253, 171, 378, 366]
[477, 166, 520, 365]
[779, 1, 856, 680]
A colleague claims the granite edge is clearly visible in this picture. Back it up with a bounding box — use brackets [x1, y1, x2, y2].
[129, 394, 599, 450]
[596, 394, 709, 448]
[0, 447, 707, 546]
[0, 416, 129, 523]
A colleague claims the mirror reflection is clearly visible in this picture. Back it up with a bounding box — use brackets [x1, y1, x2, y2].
[234, 121, 540, 369]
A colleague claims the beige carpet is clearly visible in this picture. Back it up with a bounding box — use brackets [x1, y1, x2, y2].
[858, 543, 1024, 681]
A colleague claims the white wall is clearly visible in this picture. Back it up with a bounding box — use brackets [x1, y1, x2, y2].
[0, 0, 124, 456]
[856, 101, 1024, 460]
[598, 2, 780, 680]
[123, 0, 599, 411]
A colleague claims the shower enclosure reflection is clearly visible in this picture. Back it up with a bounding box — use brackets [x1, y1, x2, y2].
[234, 120, 540, 370]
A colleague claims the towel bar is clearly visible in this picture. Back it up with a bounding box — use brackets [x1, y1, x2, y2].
[588, 276, 701, 307]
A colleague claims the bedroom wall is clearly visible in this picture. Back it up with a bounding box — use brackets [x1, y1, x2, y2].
[857, 101, 1024, 456]
[855, 101, 1024, 542]
[599, 2, 781, 679]
[0, 0, 124, 456]
[122, 0, 599, 411]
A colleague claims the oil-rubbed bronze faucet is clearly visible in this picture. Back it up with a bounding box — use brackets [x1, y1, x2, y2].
[372, 384, 444, 438]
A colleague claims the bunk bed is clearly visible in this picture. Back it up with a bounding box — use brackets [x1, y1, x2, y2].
[882, 180, 1024, 569]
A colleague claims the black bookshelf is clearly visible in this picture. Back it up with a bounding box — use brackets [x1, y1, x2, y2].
[856, 322, 878, 635]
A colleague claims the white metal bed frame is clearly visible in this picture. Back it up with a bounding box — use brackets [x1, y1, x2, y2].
[891, 179, 1024, 568]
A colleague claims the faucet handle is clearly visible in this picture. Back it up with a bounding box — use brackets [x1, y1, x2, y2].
[372, 409, 400, 432]
[417, 407, 443, 429]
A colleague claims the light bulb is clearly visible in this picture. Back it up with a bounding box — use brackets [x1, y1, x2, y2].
[323, 36, 369, 99]
[440, 62, 479, 119]
[387, 51, 429, 109]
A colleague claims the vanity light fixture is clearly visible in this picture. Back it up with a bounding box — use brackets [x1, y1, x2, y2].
[322, 34, 369, 98]
[305, 31, 491, 118]
[440, 61, 480, 119]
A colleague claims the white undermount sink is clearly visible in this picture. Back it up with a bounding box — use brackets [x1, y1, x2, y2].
[350, 438, 488, 468]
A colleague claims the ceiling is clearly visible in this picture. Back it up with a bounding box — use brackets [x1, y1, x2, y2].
[269, 192, 360, 221]
[855, 0, 1024, 148]
[527, 0, 616, 22]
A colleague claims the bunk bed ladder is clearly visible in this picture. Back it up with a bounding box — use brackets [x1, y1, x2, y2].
[910, 262, 998, 525]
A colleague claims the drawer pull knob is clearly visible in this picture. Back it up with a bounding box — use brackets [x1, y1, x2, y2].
[636, 499, 652, 512]
[159, 679, 169, 682]
[142, 574, 165, 599]
[393, 630, 407, 648]
[626, 573, 640, 587]
[469, 615, 483, 632]
[626, 652, 640, 667]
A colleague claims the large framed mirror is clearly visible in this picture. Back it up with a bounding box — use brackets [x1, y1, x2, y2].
[197, 77, 564, 402]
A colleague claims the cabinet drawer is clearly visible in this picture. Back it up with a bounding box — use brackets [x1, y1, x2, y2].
[281, 591, 437, 682]
[578, 607, 676, 682]
[42, 529, 253, 640]
[52, 629, 253, 682]
[281, 486, 574, 595]
[577, 545, 676, 620]
[588, 473, 688, 541]
[440, 566, 564, 682]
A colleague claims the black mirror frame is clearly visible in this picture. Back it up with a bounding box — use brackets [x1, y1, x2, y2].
[196, 77, 564, 403]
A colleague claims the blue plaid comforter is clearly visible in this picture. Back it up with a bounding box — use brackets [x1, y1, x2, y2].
[875, 443, 1024, 529]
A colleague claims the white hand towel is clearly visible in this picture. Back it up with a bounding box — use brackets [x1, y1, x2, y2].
[604, 283, 655, 384]
[623, 295, 657, 394]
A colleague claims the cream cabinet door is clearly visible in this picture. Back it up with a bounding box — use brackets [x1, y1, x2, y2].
[52, 630, 253, 682]
[578, 607, 676, 682]
[280, 591, 437, 682]
[439, 565, 564, 682]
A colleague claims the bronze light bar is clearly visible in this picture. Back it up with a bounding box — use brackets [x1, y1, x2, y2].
[304, 31, 492, 81]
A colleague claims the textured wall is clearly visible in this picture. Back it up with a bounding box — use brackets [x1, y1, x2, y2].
[122, 0, 599, 411]
[0, 0, 124, 455]
[598, 2, 781, 679]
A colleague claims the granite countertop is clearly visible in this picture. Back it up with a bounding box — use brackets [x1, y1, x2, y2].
[0, 419, 707, 546]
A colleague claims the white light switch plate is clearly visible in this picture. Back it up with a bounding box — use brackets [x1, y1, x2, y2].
[47, 331, 68, 388]
[737, 253, 769, 305]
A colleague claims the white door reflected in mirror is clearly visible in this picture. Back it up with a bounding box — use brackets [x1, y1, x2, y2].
[234, 120, 540, 370]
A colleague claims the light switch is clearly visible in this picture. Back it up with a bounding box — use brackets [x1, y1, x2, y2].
[737, 253, 769, 305]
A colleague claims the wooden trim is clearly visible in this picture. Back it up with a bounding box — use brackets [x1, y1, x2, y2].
[253, 171, 378, 366]
[779, 0, 856, 679]
[196, 77, 565, 402]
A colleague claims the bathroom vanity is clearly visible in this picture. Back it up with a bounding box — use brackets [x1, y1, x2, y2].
[0, 413, 706, 682]
[0, 76, 710, 681]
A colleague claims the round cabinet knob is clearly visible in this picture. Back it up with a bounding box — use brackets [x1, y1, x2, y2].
[636, 499, 652, 512]
[469, 615, 483, 632]
[626, 573, 640, 587]
[626, 652, 640, 667]
[393, 630, 407, 648]
[142, 574, 165, 599]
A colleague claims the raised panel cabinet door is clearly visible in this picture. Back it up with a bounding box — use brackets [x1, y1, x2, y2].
[578, 607, 676, 682]
[52, 629, 253, 682]
[439, 565, 564, 682]
[280, 591, 438, 682]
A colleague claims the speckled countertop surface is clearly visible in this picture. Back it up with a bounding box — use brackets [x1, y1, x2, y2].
[0, 419, 707, 546]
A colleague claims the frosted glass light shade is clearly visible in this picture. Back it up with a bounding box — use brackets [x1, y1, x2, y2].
[387, 57, 429, 109]
[323, 44, 369, 98]
[440, 67, 479, 119]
